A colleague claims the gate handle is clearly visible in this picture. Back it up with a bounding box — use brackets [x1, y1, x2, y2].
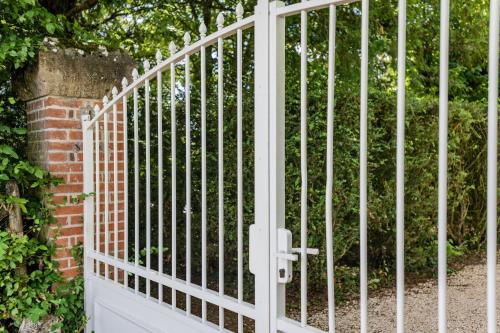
[276, 252, 298, 261]
[291, 248, 319, 255]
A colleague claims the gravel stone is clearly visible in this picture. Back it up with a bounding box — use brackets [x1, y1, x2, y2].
[295, 258, 499, 332]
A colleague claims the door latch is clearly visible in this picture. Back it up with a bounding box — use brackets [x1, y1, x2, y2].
[276, 228, 318, 284]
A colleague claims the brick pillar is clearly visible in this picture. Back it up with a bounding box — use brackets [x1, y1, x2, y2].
[15, 47, 134, 278]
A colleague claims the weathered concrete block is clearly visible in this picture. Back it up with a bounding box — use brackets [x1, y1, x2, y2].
[14, 47, 135, 101]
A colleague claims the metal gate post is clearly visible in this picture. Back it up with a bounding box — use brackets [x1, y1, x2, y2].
[82, 112, 95, 332]
[269, 1, 286, 332]
[254, 0, 271, 332]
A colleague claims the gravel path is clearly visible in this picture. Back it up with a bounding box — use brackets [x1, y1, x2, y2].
[303, 258, 499, 332]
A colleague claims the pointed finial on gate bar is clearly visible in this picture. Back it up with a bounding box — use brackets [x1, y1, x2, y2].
[236, 3, 244, 20]
[111, 86, 118, 98]
[199, 21, 207, 38]
[122, 77, 128, 89]
[169, 41, 177, 55]
[183, 32, 191, 47]
[155, 49, 163, 63]
[217, 12, 225, 30]
[143, 59, 150, 71]
[94, 104, 100, 114]
[132, 68, 139, 81]
[103, 95, 109, 106]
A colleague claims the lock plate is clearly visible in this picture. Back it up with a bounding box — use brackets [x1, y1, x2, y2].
[277, 228, 294, 283]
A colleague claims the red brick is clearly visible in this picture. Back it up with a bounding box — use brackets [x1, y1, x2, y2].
[46, 97, 81, 108]
[48, 142, 75, 150]
[42, 108, 67, 119]
[68, 174, 83, 183]
[55, 205, 83, 216]
[56, 248, 72, 258]
[53, 195, 68, 205]
[48, 152, 68, 162]
[45, 130, 67, 140]
[49, 163, 83, 173]
[45, 119, 81, 130]
[60, 226, 83, 237]
[54, 184, 84, 194]
[54, 237, 70, 248]
[68, 130, 83, 140]
[60, 268, 78, 279]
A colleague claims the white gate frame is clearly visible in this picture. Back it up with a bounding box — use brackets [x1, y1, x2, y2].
[81, 0, 500, 332]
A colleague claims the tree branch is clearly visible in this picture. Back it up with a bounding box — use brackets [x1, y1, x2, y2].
[65, 0, 99, 19]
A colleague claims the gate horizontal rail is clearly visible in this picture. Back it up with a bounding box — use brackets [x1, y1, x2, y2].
[87, 251, 256, 319]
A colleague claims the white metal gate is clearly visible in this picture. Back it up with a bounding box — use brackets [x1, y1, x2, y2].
[81, 0, 500, 332]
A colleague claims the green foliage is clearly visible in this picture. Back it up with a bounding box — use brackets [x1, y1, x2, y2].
[0, 1, 98, 331]
[0, 123, 86, 331]
[0, 0, 61, 76]
[52, 246, 87, 333]
[0, 231, 58, 326]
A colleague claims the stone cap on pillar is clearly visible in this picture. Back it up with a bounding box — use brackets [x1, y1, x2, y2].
[14, 46, 135, 101]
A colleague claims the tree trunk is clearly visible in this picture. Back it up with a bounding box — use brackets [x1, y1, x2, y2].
[6, 180, 27, 276]
[6, 180, 23, 235]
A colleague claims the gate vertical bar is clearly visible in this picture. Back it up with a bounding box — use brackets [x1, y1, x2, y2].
[156, 50, 164, 303]
[217, 13, 225, 329]
[300, 4, 309, 327]
[199, 21, 208, 323]
[236, 3, 244, 333]
[112, 88, 119, 283]
[169, 42, 178, 309]
[184, 32, 192, 316]
[95, 117, 101, 277]
[360, 0, 369, 331]
[133, 68, 140, 294]
[82, 111, 95, 332]
[104, 99, 110, 280]
[144, 60, 152, 299]
[396, 0, 407, 330]
[122, 78, 129, 288]
[325, 5, 336, 332]
[487, 0, 499, 330]
[438, 0, 449, 330]
[254, 1, 271, 332]
[269, 1, 285, 332]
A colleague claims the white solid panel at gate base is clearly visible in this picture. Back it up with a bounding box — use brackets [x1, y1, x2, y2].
[88, 275, 224, 333]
